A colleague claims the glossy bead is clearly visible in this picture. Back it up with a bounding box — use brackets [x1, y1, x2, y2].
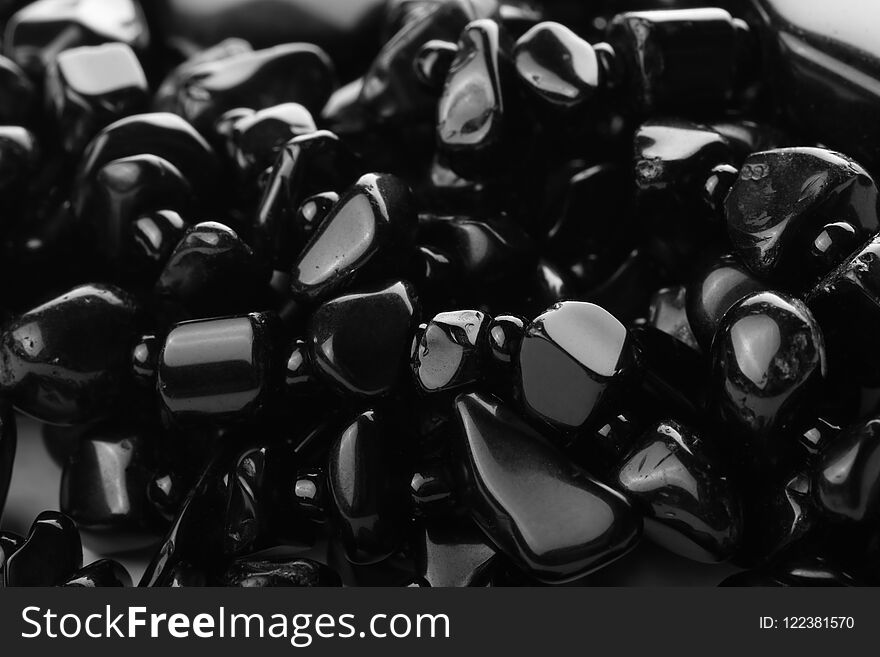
[158, 312, 284, 425]
[223, 556, 341, 587]
[686, 253, 764, 352]
[726, 148, 879, 286]
[513, 21, 599, 108]
[814, 418, 880, 524]
[486, 314, 526, 364]
[308, 280, 418, 398]
[416, 520, 497, 587]
[702, 164, 740, 217]
[291, 173, 417, 302]
[453, 391, 642, 583]
[153, 221, 267, 326]
[437, 19, 514, 178]
[0, 54, 35, 124]
[516, 301, 634, 432]
[3, 511, 82, 587]
[158, 43, 336, 135]
[414, 39, 459, 90]
[154, 38, 252, 110]
[4, 0, 149, 78]
[410, 466, 456, 517]
[606, 7, 742, 115]
[126, 210, 190, 286]
[615, 419, 741, 563]
[647, 285, 699, 351]
[296, 192, 340, 241]
[62, 559, 131, 587]
[60, 426, 158, 542]
[0, 284, 139, 425]
[77, 113, 219, 205]
[711, 291, 826, 447]
[46, 43, 149, 154]
[292, 468, 326, 522]
[147, 468, 188, 524]
[284, 339, 318, 396]
[412, 309, 491, 392]
[328, 411, 406, 564]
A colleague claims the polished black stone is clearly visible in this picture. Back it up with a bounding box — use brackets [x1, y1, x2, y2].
[291, 173, 417, 302]
[414, 39, 459, 90]
[62, 559, 132, 587]
[0, 404, 15, 521]
[726, 148, 879, 287]
[815, 418, 880, 524]
[328, 411, 406, 564]
[513, 21, 599, 108]
[46, 43, 149, 154]
[158, 312, 283, 425]
[453, 391, 642, 582]
[647, 285, 699, 351]
[4, 0, 150, 78]
[0, 284, 140, 425]
[517, 301, 634, 432]
[415, 520, 497, 587]
[308, 280, 418, 398]
[711, 291, 827, 450]
[412, 309, 491, 392]
[616, 419, 741, 563]
[223, 555, 341, 587]
[295, 192, 339, 242]
[0, 126, 39, 197]
[3, 511, 82, 587]
[0, 54, 34, 124]
[486, 314, 526, 365]
[686, 253, 764, 352]
[0, 531, 25, 583]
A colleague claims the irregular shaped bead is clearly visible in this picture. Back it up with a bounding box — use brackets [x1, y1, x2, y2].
[295, 192, 339, 243]
[4, 0, 150, 78]
[153, 221, 268, 326]
[0, 284, 139, 425]
[308, 280, 418, 398]
[291, 173, 417, 302]
[711, 291, 826, 447]
[725, 148, 879, 286]
[416, 520, 497, 587]
[0, 54, 35, 123]
[62, 559, 131, 587]
[516, 301, 634, 432]
[155, 38, 252, 109]
[158, 312, 284, 425]
[815, 418, 880, 524]
[453, 391, 642, 583]
[46, 43, 148, 154]
[606, 8, 743, 115]
[412, 309, 491, 392]
[513, 21, 599, 108]
[3, 511, 82, 587]
[486, 313, 526, 364]
[414, 39, 459, 90]
[615, 419, 741, 563]
[125, 210, 190, 288]
[60, 425, 158, 544]
[146, 468, 188, 524]
[158, 43, 336, 135]
[328, 411, 407, 564]
[647, 285, 699, 351]
[686, 253, 764, 352]
[223, 556, 341, 587]
[0, 405, 14, 520]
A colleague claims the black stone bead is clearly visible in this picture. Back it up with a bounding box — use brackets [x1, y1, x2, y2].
[412, 309, 491, 393]
[158, 312, 284, 425]
[0, 54, 35, 124]
[295, 192, 340, 242]
[415, 519, 497, 587]
[647, 285, 699, 351]
[45, 43, 149, 154]
[3, 511, 82, 587]
[453, 391, 642, 583]
[686, 253, 764, 352]
[0, 404, 15, 520]
[814, 418, 880, 524]
[284, 339, 319, 397]
[154, 38, 252, 110]
[702, 163, 740, 218]
[615, 419, 741, 563]
[711, 291, 827, 453]
[414, 39, 459, 90]
[574, 410, 641, 477]
[61, 559, 132, 587]
[726, 148, 879, 288]
[292, 468, 326, 523]
[328, 410, 407, 565]
[410, 465, 456, 518]
[159, 43, 336, 136]
[147, 468, 188, 524]
[513, 21, 599, 108]
[291, 173, 417, 303]
[308, 280, 419, 398]
[516, 301, 634, 433]
[60, 425, 159, 546]
[126, 210, 190, 287]
[153, 221, 268, 326]
[222, 555, 341, 587]
[4, 0, 150, 78]
[606, 7, 743, 115]
[0, 284, 140, 425]
[486, 313, 526, 364]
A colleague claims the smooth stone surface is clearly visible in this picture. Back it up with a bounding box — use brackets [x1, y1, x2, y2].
[327, 410, 406, 565]
[412, 309, 490, 392]
[291, 173, 416, 302]
[647, 285, 699, 351]
[453, 391, 642, 583]
[61, 559, 132, 587]
[486, 313, 526, 365]
[414, 39, 459, 89]
[0, 284, 139, 425]
[517, 301, 633, 432]
[3, 511, 82, 586]
[616, 419, 741, 563]
[308, 280, 418, 398]
[815, 418, 880, 524]
[415, 520, 497, 587]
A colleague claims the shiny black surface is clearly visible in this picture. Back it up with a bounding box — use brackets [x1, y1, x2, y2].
[62, 559, 132, 587]
[0, 54, 34, 124]
[647, 285, 699, 350]
[815, 418, 880, 524]
[412, 309, 490, 392]
[453, 391, 642, 582]
[415, 519, 497, 587]
[486, 313, 526, 365]
[222, 555, 341, 587]
[3, 511, 82, 587]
